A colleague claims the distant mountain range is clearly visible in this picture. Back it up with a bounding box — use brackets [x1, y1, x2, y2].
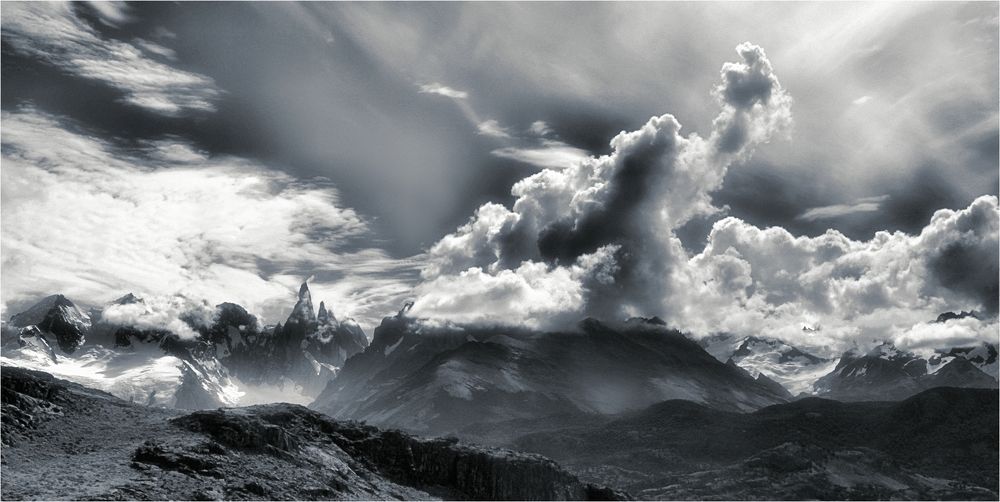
[814, 341, 998, 401]
[698, 317, 998, 401]
[1, 282, 367, 408]
[2, 289, 997, 500]
[2, 287, 996, 422]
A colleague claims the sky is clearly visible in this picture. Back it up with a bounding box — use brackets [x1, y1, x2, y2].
[1, 2, 998, 355]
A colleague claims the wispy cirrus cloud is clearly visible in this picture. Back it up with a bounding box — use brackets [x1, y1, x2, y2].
[1, 2, 220, 116]
[418, 83, 592, 170]
[476, 119, 512, 138]
[798, 195, 889, 221]
[478, 117, 590, 170]
[491, 140, 590, 170]
[0, 109, 421, 330]
[851, 95, 874, 106]
[133, 38, 179, 61]
[418, 82, 468, 99]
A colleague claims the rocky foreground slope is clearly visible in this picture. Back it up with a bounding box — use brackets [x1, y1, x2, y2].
[1, 366, 623, 501]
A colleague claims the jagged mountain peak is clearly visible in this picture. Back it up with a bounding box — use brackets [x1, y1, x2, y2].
[8, 294, 91, 354]
[287, 281, 315, 325]
[864, 341, 917, 361]
[111, 293, 144, 305]
[10, 294, 80, 321]
[317, 301, 338, 325]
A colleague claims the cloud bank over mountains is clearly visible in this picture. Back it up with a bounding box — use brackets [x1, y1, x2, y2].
[0, 111, 419, 329]
[412, 44, 998, 355]
[1, 1, 996, 358]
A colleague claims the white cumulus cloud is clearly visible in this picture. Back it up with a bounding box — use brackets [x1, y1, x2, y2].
[412, 42, 793, 326]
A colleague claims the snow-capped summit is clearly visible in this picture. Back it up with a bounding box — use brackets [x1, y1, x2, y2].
[864, 341, 919, 362]
[927, 342, 998, 378]
[14, 325, 58, 363]
[8, 294, 91, 354]
[1, 284, 373, 411]
[112, 293, 144, 305]
[699, 333, 834, 395]
[814, 340, 997, 401]
[2, 293, 241, 409]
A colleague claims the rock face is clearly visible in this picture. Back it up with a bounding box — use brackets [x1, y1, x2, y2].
[312, 311, 789, 437]
[1, 366, 624, 501]
[8, 294, 91, 354]
[176, 405, 623, 501]
[815, 342, 998, 401]
[511, 387, 999, 500]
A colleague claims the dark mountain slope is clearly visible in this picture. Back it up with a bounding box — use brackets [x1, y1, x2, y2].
[1, 366, 623, 501]
[312, 314, 789, 436]
[512, 387, 999, 500]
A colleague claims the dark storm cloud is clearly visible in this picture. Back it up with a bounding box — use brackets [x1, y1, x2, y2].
[929, 242, 999, 316]
[417, 43, 794, 323]
[925, 200, 1000, 316]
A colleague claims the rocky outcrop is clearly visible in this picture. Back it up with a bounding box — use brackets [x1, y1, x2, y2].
[175, 404, 626, 500]
[2, 366, 625, 501]
[1, 367, 71, 447]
